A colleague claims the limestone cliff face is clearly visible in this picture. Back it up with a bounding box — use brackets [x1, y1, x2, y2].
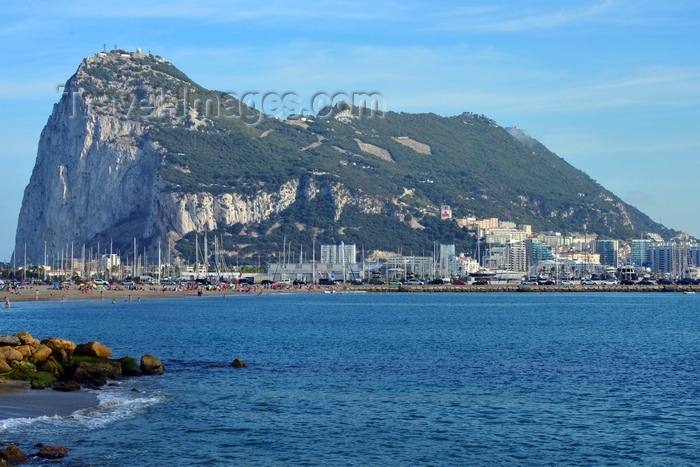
[14, 53, 384, 263]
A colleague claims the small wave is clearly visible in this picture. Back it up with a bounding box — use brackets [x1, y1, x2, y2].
[68, 388, 167, 428]
[0, 387, 167, 436]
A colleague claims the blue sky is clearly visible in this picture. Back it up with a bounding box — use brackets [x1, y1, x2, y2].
[1, 0, 699, 260]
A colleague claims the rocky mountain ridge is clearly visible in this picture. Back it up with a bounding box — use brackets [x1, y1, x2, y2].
[14, 50, 673, 264]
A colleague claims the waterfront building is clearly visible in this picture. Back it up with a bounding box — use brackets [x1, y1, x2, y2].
[595, 239, 619, 267]
[652, 245, 674, 274]
[440, 244, 456, 277]
[504, 240, 527, 272]
[630, 239, 652, 267]
[526, 239, 555, 268]
[320, 243, 356, 264]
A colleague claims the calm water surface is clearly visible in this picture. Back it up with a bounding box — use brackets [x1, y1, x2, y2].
[2, 292, 699, 465]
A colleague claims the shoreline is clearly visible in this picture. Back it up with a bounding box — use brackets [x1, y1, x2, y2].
[0, 381, 99, 420]
[2, 283, 699, 304]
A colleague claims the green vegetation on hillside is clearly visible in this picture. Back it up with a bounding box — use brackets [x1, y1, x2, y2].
[78, 56, 675, 262]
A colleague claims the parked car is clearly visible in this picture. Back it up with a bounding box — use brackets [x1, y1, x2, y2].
[521, 280, 538, 285]
[406, 278, 425, 285]
[559, 280, 574, 286]
[293, 279, 307, 286]
[538, 280, 555, 285]
[350, 280, 364, 285]
[452, 280, 467, 285]
[120, 280, 135, 286]
[620, 279, 636, 285]
[368, 278, 384, 285]
[472, 280, 490, 285]
[318, 278, 337, 285]
[639, 279, 656, 285]
[601, 279, 618, 285]
[580, 279, 596, 285]
[389, 279, 402, 286]
[428, 279, 446, 285]
[92, 279, 109, 286]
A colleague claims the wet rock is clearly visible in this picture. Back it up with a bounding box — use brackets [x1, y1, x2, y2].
[0, 445, 28, 464]
[35, 445, 69, 459]
[52, 381, 81, 392]
[119, 356, 143, 376]
[74, 341, 112, 359]
[231, 358, 247, 368]
[68, 359, 122, 385]
[140, 355, 164, 375]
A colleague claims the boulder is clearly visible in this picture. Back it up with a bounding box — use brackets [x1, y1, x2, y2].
[29, 371, 57, 389]
[231, 358, 248, 368]
[0, 359, 11, 373]
[15, 331, 40, 347]
[41, 337, 76, 357]
[69, 359, 122, 385]
[31, 345, 53, 362]
[15, 345, 33, 358]
[37, 358, 63, 376]
[0, 335, 21, 346]
[0, 446, 28, 464]
[11, 360, 37, 374]
[140, 355, 164, 375]
[118, 356, 142, 377]
[36, 445, 69, 459]
[74, 341, 112, 359]
[52, 381, 81, 392]
[2, 348, 23, 362]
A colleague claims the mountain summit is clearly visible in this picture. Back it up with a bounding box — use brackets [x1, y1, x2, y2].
[14, 50, 671, 264]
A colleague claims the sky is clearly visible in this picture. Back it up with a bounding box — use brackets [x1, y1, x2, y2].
[1, 0, 699, 261]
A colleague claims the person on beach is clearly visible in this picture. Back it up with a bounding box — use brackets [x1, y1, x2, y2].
[4, 297, 9, 308]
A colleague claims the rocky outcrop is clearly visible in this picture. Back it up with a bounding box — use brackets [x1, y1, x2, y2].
[140, 355, 164, 375]
[0, 331, 163, 390]
[0, 445, 28, 464]
[74, 341, 112, 359]
[13, 52, 386, 263]
[231, 358, 247, 368]
[36, 445, 70, 460]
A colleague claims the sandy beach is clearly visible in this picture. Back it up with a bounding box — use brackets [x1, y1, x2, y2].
[0, 381, 99, 420]
[2, 284, 254, 304]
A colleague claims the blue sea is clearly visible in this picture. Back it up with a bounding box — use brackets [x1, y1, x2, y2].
[2, 292, 700, 465]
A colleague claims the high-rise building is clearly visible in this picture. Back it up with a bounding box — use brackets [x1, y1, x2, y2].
[440, 243, 456, 277]
[505, 240, 527, 272]
[689, 246, 700, 267]
[652, 245, 674, 274]
[320, 243, 357, 265]
[595, 239, 619, 267]
[631, 239, 652, 267]
[526, 239, 554, 268]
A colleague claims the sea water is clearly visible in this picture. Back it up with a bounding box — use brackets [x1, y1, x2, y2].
[2, 292, 699, 465]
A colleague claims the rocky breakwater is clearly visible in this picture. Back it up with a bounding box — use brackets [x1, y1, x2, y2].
[0, 331, 164, 390]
